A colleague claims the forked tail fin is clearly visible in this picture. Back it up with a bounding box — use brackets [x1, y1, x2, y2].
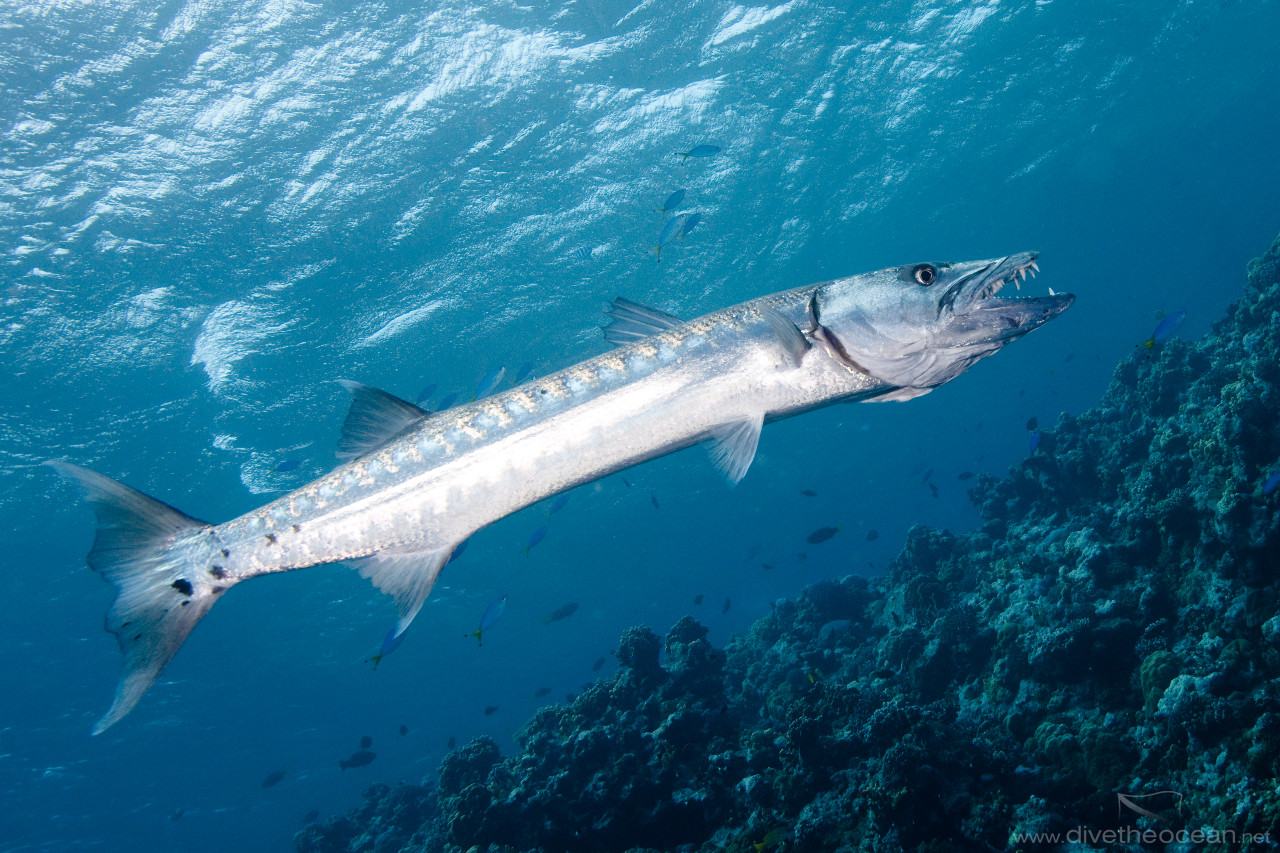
[47, 462, 231, 734]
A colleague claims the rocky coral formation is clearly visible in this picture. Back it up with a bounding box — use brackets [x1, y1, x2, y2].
[297, 234, 1280, 852]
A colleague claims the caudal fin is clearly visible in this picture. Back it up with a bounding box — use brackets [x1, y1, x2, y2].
[47, 462, 229, 734]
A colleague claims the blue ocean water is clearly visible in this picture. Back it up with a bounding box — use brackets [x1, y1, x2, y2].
[2, 0, 1278, 850]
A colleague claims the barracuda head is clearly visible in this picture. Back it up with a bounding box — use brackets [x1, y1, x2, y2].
[809, 251, 1074, 393]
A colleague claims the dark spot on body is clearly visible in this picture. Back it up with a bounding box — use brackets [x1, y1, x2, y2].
[209, 566, 227, 579]
[180, 600, 189, 607]
[292, 524, 301, 532]
[265, 533, 277, 545]
[171, 578, 194, 596]
[221, 549, 230, 557]
[211, 586, 226, 595]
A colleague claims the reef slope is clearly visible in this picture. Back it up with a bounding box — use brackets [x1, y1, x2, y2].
[298, 233, 1280, 852]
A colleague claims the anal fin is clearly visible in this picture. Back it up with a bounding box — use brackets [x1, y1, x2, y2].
[352, 546, 454, 641]
[707, 413, 765, 485]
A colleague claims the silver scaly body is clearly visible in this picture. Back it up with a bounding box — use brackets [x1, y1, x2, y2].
[50, 252, 1072, 732]
[223, 285, 870, 576]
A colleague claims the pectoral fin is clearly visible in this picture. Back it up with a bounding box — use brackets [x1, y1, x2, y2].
[336, 380, 429, 462]
[603, 297, 684, 346]
[352, 547, 453, 639]
[707, 413, 765, 485]
[760, 305, 810, 368]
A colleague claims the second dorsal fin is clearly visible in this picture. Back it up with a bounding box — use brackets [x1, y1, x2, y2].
[603, 297, 684, 346]
[336, 380, 429, 462]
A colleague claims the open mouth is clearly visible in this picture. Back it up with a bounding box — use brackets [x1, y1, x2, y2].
[947, 251, 1046, 312]
[942, 252, 1074, 344]
[976, 254, 1040, 299]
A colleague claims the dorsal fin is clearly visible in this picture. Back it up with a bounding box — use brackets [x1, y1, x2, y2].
[603, 297, 683, 346]
[335, 380, 429, 462]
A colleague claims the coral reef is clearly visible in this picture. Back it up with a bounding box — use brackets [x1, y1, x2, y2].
[297, 234, 1280, 852]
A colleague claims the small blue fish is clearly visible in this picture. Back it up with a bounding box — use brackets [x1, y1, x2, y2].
[549, 493, 570, 514]
[1264, 471, 1280, 497]
[367, 626, 405, 668]
[469, 595, 507, 646]
[654, 215, 685, 261]
[1140, 310, 1186, 353]
[1028, 429, 1041, 454]
[514, 361, 535, 383]
[415, 383, 437, 404]
[339, 749, 375, 770]
[436, 391, 458, 410]
[525, 524, 548, 552]
[659, 188, 686, 213]
[450, 538, 469, 562]
[572, 247, 593, 262]
[680, 212, 701, 239]
[651, 493, 660, 510]
[806, 526, 840, 545]
[275, 459, 300, 473]
[678, 144, 721, 162]
[473, 366, 506, 400]
[543, 601, 579, 623]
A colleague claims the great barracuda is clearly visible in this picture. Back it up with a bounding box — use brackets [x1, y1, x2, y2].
[50, 252, 1071, 733]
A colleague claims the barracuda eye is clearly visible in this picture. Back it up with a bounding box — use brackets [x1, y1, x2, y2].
[912, 264, 937, 286]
